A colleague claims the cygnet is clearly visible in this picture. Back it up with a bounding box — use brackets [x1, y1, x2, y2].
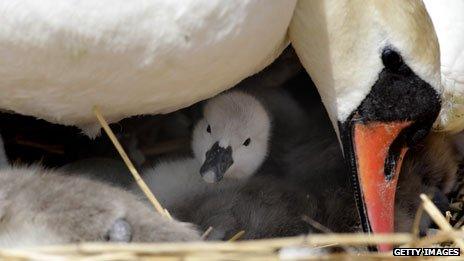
[192, 91, 271, 182]
[192, 90, 313, 183]
[138, 158, 359, 240]
[0, 166, 200, 248]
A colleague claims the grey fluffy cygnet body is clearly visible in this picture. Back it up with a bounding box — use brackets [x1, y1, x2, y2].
[0, 166, 200, 248]
[173, 177, 359, 240]
[0, 165, 200, 248]
[0, 137, 199, 247]
[139, 158, 358, 240]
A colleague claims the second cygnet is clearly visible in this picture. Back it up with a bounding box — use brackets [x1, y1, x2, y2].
[138, 158, 359, 240]
[0, 166, 200, 248]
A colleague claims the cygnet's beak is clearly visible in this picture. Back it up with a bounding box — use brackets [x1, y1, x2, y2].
[200, 142, 233, 183]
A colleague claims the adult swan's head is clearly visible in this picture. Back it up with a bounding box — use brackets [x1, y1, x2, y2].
[290, 0, 441, 251]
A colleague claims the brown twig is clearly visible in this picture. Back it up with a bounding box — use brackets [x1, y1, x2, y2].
[302, 215, 352, 253]
[229, 231, 246, 242]
[302, 215, 332, 234]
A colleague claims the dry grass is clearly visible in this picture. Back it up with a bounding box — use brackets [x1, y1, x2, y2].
[0, 230, 462, 260]
[0, 194, 461, 260]
[93, 106, 170, 218]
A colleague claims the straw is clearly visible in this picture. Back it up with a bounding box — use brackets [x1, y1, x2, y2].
[93, 106, 169, 218]
[229, 231, 246, 241]
[201, 227, 214, 240]
[420, 194, 464, 250]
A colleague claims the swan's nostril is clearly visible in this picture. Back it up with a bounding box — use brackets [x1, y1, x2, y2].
[381, 48, 403, 71]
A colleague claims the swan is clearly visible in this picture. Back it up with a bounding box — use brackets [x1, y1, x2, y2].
[290, 0, 444, 250]
[0, 0, 447, 251]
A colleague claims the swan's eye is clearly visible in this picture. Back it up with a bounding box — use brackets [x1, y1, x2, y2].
[206, 125, 211, 133]
[381, 48, 403, 71]
[243, 138, 251, 146]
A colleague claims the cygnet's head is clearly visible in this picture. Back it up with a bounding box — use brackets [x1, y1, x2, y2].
[192, 91, 271, 183]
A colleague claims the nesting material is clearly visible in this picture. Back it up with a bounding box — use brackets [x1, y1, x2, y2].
[229, 231, 246, 242]
[93, 106, 169, 218]
[420, 194, 464, 250]
[0, 176, 462, 259]
[201, 227, 214, 240]
[2, 231, 464, 260]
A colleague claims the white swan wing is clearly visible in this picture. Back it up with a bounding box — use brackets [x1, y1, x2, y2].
[0, 1, 296, 135]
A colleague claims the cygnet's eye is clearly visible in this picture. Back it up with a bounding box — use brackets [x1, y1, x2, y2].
[206, 125, 211, 133]
[243, 138, 251, 146]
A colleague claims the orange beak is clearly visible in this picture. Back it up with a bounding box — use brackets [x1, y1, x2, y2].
[353, 121, 411, 252]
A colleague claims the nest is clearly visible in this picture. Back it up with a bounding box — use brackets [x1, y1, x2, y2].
[1, 230, 463, 260]
[0, 110, 456, 261]
[2, 97, 463, 260]
[1, 181, 462, 260]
